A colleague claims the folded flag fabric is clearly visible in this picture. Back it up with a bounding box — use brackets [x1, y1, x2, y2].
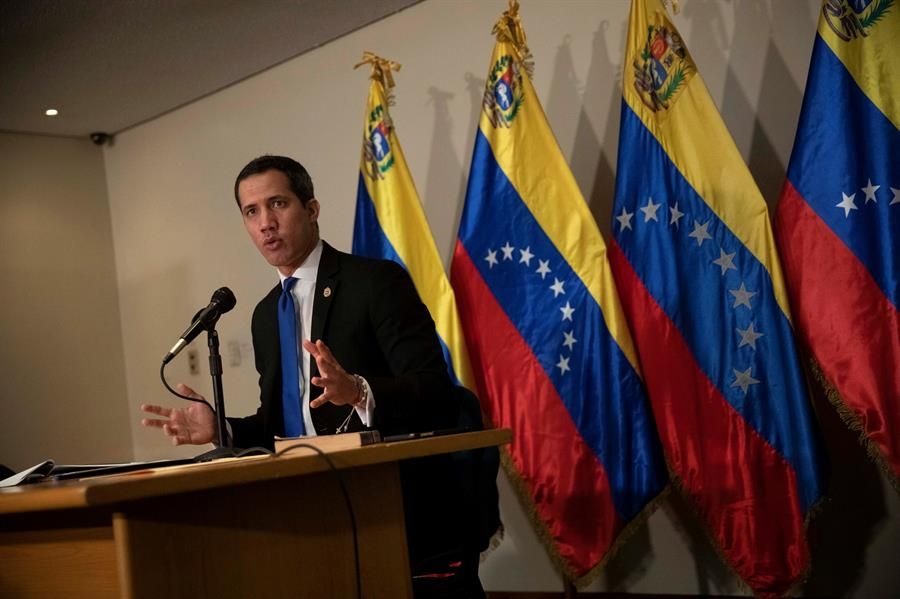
[608, 0, 826, 596]
[352, 52, 474, 390]
[450, 0, 666, 583]
[775, 0, 900, 491]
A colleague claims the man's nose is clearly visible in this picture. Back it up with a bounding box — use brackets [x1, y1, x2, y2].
[259, 209, 275, 230]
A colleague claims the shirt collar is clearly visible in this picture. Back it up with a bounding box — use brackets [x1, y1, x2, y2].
[277, 240, 323, 285]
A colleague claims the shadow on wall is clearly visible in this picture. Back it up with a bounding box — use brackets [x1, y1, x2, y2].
[422, 71, 489, 267]
[547, 21, 623, 244]
[661, 491, 742, 596]
[596, 515, 655, 592]
[719, 0, 808, 210]
[802, 363, 889, 597]
[750, 0, 816, 209]
[742, 37, 800, 209]
[424, 85, 466, 267]
[436, 71, 487, 263]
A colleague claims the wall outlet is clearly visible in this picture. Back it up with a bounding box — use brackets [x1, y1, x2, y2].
[227, 339, 242, 367]
[187, 348, 200, 375]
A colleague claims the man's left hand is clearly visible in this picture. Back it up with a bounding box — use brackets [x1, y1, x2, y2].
[305, 339, 361, 408]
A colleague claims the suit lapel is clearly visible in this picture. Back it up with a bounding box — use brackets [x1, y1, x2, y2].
[310, 242, 341, 377]
[261, 282, 282, 366]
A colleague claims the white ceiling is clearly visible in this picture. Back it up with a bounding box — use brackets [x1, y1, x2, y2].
[0, 0, 421, 138]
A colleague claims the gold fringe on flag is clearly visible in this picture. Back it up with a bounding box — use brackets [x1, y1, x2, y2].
[496, 445, 670, 588]
[492, 0, 534, 77]
[809, 357, 900, 495]
[354, 51, 402, 104]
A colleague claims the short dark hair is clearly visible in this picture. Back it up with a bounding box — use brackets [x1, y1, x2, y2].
[234, 155, 315, 208]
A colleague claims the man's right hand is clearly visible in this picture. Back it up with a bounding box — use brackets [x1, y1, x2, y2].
[141, 384, 216, 445]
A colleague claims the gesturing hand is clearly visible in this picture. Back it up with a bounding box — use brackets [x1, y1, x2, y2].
[141, 384, 216, 445]
[304, 339, 361, 408]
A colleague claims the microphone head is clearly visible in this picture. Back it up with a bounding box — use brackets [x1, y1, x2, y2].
[211, 287, 236, 313]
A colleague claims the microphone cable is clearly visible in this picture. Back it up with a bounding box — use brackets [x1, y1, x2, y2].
[273, 442, 362, 599]
[160, 361, 215, 412]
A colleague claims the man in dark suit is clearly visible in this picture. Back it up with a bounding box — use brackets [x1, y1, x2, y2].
[142, 155, 484, 598]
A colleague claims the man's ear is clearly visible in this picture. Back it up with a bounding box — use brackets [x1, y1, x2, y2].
[307, 198, 320, 223]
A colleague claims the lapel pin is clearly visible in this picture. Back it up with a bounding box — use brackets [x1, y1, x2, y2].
[323, 287, 332, 298]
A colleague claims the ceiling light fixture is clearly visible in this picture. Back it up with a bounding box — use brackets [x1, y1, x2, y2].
[45, 109, 58, 116]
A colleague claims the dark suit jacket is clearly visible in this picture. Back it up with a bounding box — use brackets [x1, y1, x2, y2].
[228, 242, 464, 563]
[229, 242, 457, 446]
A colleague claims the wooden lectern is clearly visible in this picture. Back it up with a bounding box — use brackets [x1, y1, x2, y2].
[0, 429, 510, 599]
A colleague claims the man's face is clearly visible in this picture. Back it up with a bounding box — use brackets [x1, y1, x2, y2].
[237, 169, 320, 276]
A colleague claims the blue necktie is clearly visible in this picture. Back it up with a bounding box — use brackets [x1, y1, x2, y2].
[279, 277, 305, 437]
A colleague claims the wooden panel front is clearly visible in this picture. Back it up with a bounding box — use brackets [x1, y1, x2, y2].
[0, 510, 118, 599]
[114, 461, 411, 599]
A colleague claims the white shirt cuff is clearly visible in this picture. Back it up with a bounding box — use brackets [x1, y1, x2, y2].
[353, 376, 375, 427]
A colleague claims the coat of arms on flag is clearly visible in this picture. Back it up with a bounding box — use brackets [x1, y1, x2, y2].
[632, 18, 693, 112]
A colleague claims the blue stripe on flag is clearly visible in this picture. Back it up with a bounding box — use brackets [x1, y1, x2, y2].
[787, 35, 899, 309]
[352, 173, 461, 386]
[436, 335, 461, 387]
[460, 130, 665, 519]
[614, 102, 823, 511]
[353, 173, 407, 268]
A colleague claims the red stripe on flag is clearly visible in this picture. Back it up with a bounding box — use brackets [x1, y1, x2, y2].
[608, 240, 808, 597]
[776, 181, 900, 479]
[451, 241, 620, 576]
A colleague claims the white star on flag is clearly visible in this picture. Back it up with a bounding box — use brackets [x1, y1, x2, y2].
[485, 249, 498, 268]
[712, 249, 737, 275]
[669, 202, 684, 228]
[891, 187, 900, 206]
[861, 179, 880, 204]
[616, 207, 634, 231]
[560, 301, 574, 321]
[556, 355, 571, 375]
[519, 246, 534, 266]
[688, 220, 712, 246]
[836, 191, 858, 217]
[729, 282, 757, 309]
[563, 330, 577, 350]
[640, 197, 661, 222]
[501, 241, 515, 260]
[736, 322, 764, 350]
[550, 278, 565, 297]
[730, 366, 760, 395]
[536, 260, 551, 279]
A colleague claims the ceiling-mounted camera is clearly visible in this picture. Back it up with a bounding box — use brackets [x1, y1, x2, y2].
[90, 132, 111, 146]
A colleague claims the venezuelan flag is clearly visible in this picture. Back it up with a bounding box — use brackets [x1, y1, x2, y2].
[450, 1, 666, 582]
[776, 1, 899, 489]
[352, 53, 474, 390]
[608, 1, 825, 596]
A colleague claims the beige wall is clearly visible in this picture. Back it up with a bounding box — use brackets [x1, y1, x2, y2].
[0, 132, 131, 470]
[97, 0, 899, 596]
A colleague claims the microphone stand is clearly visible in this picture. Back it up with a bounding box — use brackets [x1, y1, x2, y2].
[194, 327, 241, 462]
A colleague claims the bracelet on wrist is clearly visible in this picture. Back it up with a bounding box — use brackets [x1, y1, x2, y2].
[352, 374, 368, 407]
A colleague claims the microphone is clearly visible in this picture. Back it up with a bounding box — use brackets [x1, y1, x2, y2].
[162, 287, 236, 364]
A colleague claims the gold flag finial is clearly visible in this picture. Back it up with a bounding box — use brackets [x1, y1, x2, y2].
[354, 51, 402, 97]
[661, 0, 681, 15]
[491, 0, 534, 76]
